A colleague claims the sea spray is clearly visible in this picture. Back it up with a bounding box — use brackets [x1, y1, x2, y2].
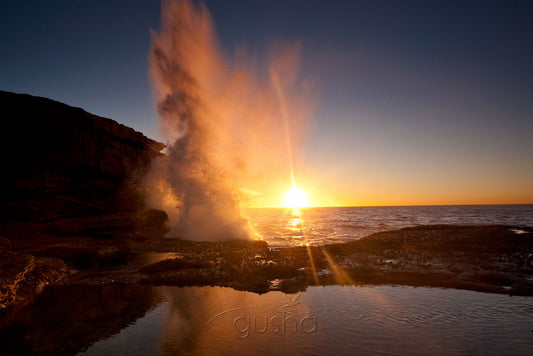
[146, 0, 312, 240]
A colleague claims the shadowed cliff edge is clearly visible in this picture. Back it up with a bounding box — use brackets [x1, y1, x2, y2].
[0, 90, 168, 238]
[0, 91, 532, 336]
[0, 90, 168, 323]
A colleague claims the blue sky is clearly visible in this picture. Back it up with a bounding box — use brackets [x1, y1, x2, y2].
[2, 0, 532, 205]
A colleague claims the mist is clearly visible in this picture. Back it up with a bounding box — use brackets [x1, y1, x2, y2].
[146, 0, 312, 240]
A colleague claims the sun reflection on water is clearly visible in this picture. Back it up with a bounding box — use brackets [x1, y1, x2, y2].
[285, 208, 307, 243]
[287, 209, 304, 233]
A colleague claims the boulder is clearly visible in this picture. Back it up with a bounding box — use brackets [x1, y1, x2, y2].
[0, 251, 71, 326]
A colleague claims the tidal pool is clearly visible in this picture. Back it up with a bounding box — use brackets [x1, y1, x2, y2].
[1, 285, 531, 355]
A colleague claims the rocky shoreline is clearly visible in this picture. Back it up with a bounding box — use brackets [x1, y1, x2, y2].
[82, 224, 533, 296]
[1, 92, 531, 327]
[3, 224, 531, 328]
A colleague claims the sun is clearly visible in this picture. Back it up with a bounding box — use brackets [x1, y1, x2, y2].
[283, 187, 310, 208]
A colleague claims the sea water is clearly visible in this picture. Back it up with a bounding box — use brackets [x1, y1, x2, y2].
[246, 204, 533, 247]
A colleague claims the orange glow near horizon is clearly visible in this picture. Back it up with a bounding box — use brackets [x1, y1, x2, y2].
[242, 181, 533, 208]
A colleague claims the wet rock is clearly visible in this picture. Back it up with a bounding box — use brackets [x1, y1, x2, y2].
[0, 251, 71, 326]
[138, 258, 207, 274]
[278, 278, 307, 294]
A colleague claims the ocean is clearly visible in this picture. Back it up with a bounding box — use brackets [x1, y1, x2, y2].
[246, 204, 533, 247]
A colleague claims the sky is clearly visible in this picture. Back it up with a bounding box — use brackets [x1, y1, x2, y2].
[1, 0, 532, 207]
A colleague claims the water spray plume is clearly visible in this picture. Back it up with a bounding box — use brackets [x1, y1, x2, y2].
[146, 0, 313, 240]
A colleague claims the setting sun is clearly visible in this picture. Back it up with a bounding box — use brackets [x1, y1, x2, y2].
[283, 187, 310, 208]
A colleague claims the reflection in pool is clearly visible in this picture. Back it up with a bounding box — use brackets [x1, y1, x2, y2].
[1, 285, 531, 355]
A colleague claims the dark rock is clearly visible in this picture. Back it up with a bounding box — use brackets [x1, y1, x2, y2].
[279, 278, 307, 294]
[0, 251, 71, 326]
[139, 258, 208, 274]
[0, 90, 167, 239]
[0, 284, 161, 355]
[0, 236, 11, 253]
[0, 91, 170, 323]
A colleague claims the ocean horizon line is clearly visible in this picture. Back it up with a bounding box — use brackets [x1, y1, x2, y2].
[246, 203, 533, 209]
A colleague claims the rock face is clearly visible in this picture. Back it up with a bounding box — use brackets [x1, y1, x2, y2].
[0, 90, 170, 321]
[0, 238, 72, 327]
[0, 90, 168, 239]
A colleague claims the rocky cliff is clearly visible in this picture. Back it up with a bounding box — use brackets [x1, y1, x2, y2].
[0, 90, 168, 239]
[0, 90, 170, 322]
